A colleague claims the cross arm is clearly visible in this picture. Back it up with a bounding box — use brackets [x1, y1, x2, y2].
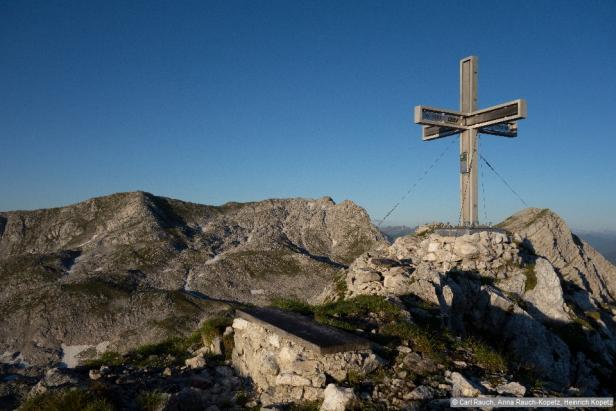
[465, 99, 526, 128]
[414, 106, 467, 129]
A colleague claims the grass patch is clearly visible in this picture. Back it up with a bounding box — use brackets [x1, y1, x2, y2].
[523, 264, 537, 292]
[288, 400, 322, 411]
[83, 351, 123, 368]
[317, 295, 402, 320]
[198, 316, 233, 346]
[334, 272, 348, 300]
[19, 389, 113, 411]
[271, 295, 404, 335]
[128, 338, 192, 367]
[461, 337, 508, 373]
[585, 310, 601, 321]
[380, 321, 439, 355]
[82, 314, 233, 369]
[270, 297, 314, 316]
[136, 390, 166, 411]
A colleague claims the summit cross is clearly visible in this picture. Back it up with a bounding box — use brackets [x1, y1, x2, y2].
[414, 56, 527, 227]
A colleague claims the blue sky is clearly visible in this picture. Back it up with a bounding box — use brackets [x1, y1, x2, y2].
[1, 1, 615, 231]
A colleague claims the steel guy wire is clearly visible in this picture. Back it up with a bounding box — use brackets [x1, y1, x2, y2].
[479, 153, 529, 208]
[377, 138, 456, 227]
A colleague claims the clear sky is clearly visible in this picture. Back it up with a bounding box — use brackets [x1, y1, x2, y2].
[1, 1, 615, 231]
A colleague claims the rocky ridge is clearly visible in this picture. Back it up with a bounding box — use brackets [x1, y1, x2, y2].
[0, 192, 384, 369]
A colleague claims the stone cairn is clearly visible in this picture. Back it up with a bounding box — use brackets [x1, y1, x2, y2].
[344, 228, 525, 300]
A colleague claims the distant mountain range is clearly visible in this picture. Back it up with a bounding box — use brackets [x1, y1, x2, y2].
[577, 231, 616, 265]
[378, 225, 415, 241]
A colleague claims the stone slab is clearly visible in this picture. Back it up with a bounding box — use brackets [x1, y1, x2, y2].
[434, 227, 506, 236]
[236, 307, 372, 355]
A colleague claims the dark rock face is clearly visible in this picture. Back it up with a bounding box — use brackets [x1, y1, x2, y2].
[0, 192, 385, 367]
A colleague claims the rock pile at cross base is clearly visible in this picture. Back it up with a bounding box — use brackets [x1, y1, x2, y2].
[1, 197, 616, 409]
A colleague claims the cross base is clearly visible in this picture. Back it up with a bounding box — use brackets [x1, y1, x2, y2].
[433, 226, 506, 236]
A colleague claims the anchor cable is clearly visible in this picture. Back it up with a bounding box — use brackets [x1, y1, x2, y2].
[377, 138, 456, 227]
[479, 153, 529, 208]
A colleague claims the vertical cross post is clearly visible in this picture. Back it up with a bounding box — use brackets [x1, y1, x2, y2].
[459, 56, 478, 226]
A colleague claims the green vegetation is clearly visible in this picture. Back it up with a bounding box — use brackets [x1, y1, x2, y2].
[288, 400, 322, 411]
[83, 314, 232, 369]
[83, 351, 123, 368]
[346, 369, 365, 386]
[334, 272, 348, 300]
[460, 337, 508, 373]
[585, 310, 601, 321]
[198, 316, 233, 346]
[523, 264, 537, 292]
[225, 249, 303, 278]
[270, 297, 313, 316]
[19, 389, 113, 411]
[524, 209, 550, 229]
[136, 390, 166, 411]
[272, 295, 403, 331]
[380, 321, 442, 356]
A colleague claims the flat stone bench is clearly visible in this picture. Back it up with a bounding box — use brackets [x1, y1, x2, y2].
[236, 307, 371, 355]
[231, 307, 382, 404]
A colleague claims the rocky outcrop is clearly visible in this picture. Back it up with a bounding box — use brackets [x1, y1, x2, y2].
[0, 192, 385, 367]
[499, 208, 616, 306]
[324, 216, 616, 392]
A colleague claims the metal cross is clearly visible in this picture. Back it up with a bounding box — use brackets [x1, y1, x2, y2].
[414, 56, 527, 227]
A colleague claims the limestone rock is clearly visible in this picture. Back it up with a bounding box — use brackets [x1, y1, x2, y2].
[408, 385, 434, 400]
[88, 369, 102, 380]
[275, 372, 311, 387]
[320, 384, 357, 411]
[453, 239, 480, 258]
[0, 192, 385, 367]
[523, 258, 570, 323]
[185, 355, 206, 369]
[499, 208, 616, 306]
[449, 372, 481, 397]
[496, 381, 526, 397]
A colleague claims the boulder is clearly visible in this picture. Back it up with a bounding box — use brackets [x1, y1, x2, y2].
[408, 385, 434, 400]
[454, 239, 480, 258]
[496, 381, 526, 397]
[185, 355, 206, 369]
[88, 369, 102, 380]
[449, 372, 481, 397]
[320, 384, 357, 411]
